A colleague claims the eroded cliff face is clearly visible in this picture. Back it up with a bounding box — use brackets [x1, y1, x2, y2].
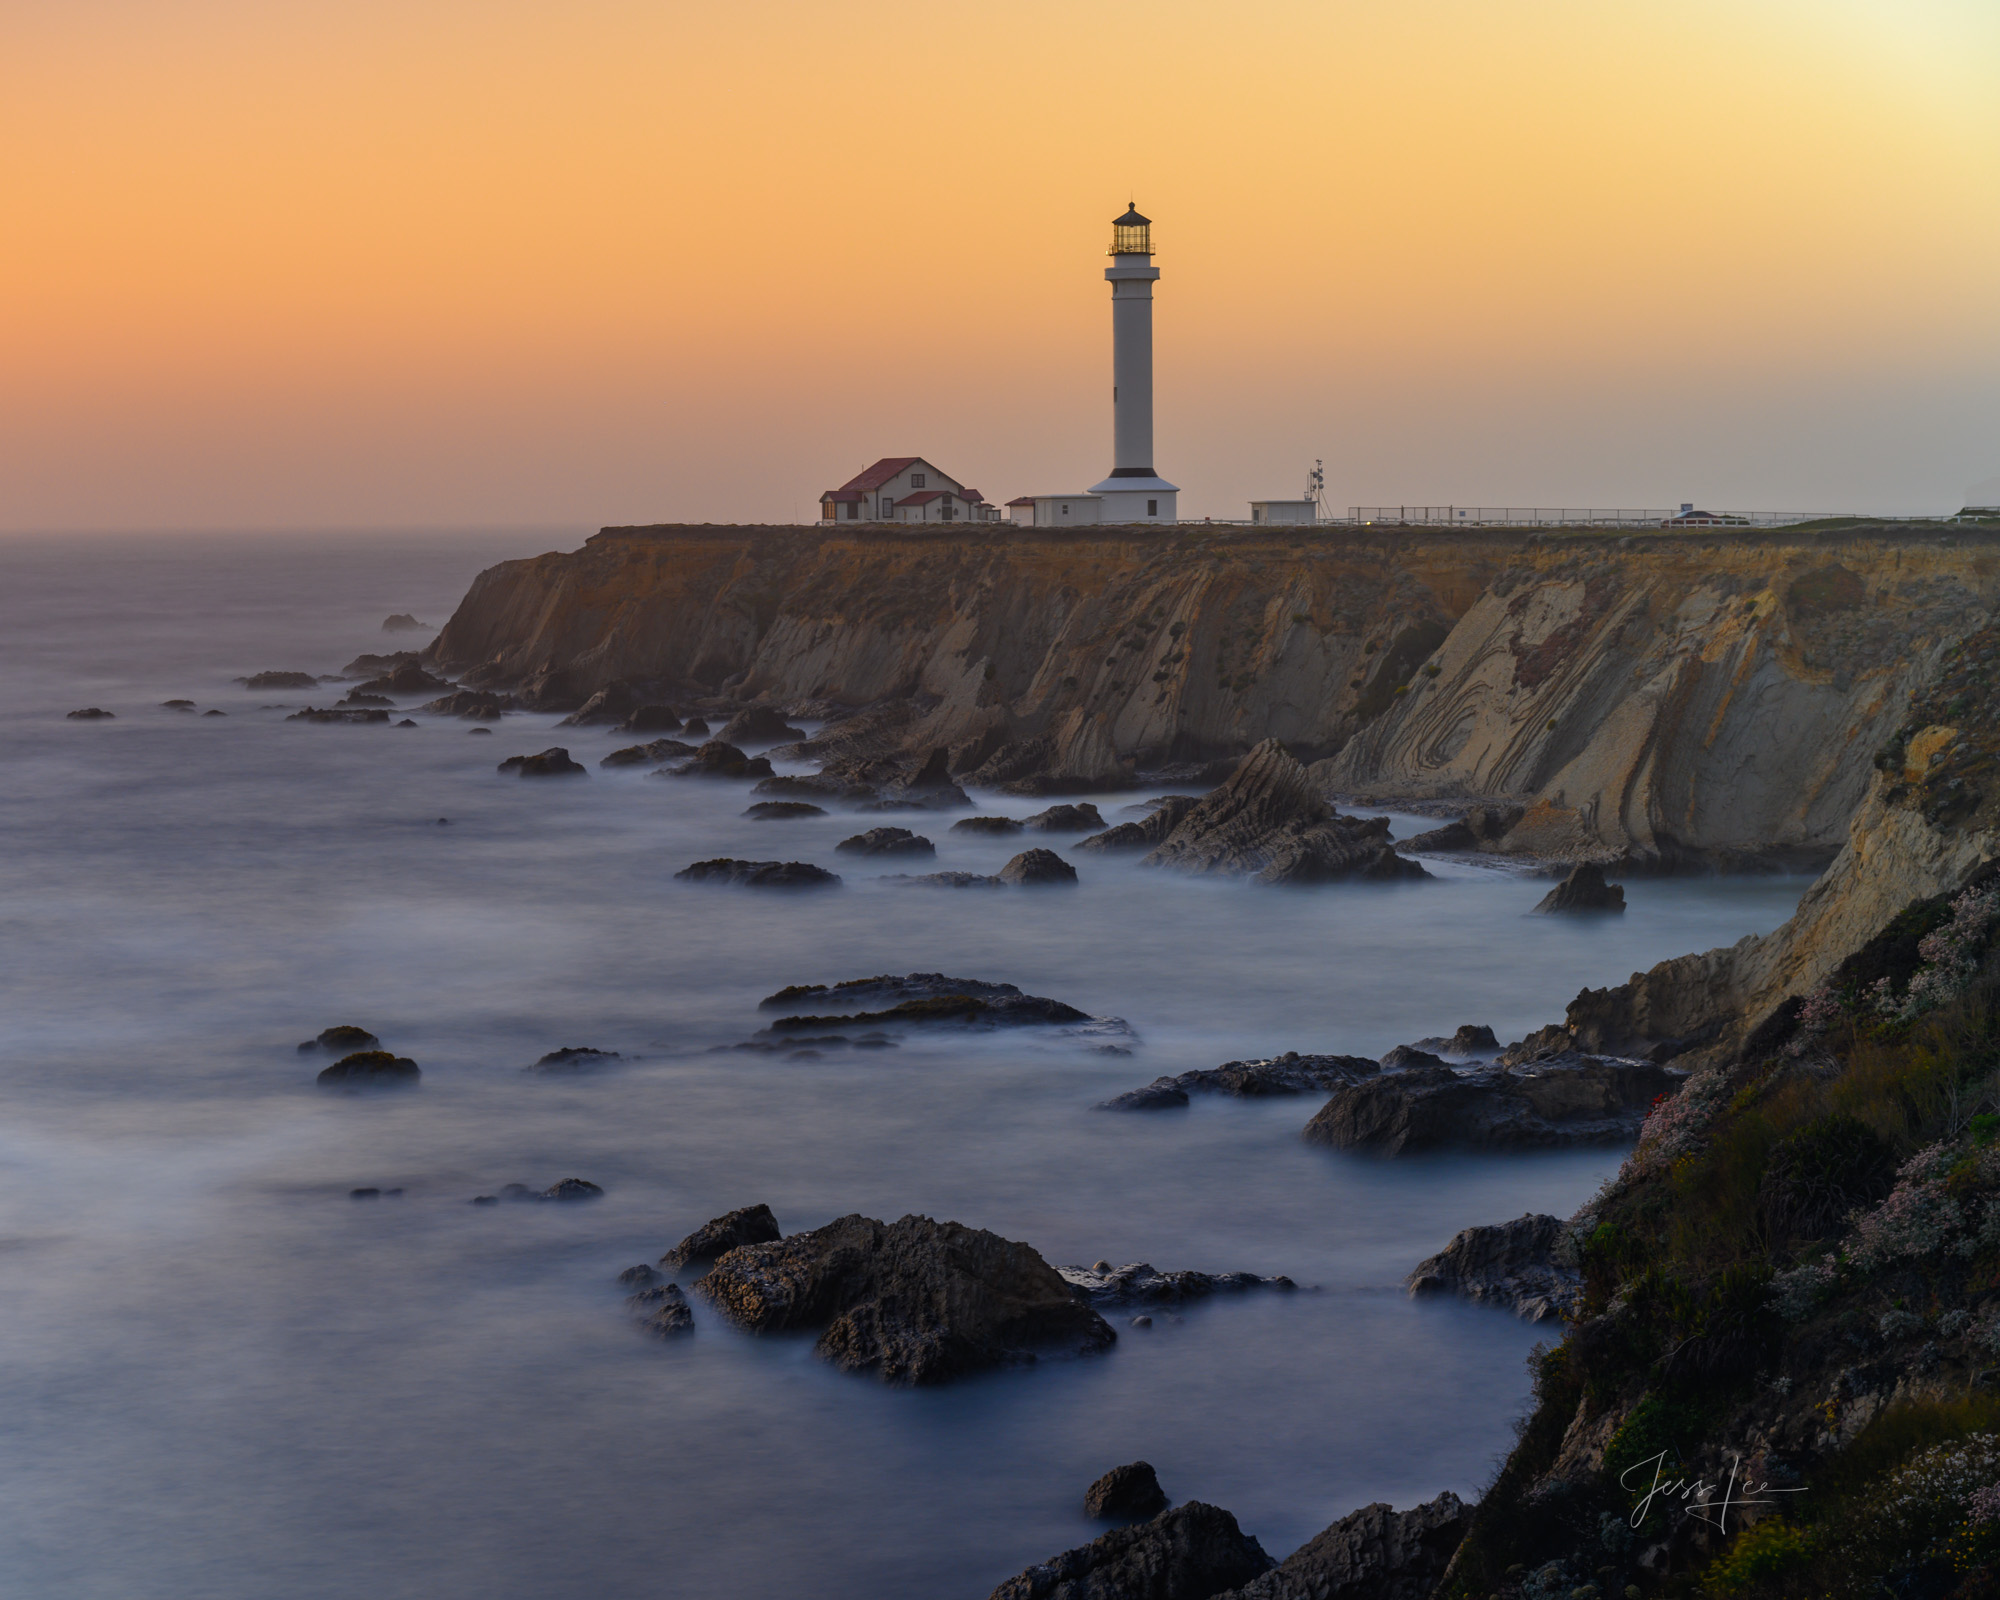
[431, 522, 2000, 859]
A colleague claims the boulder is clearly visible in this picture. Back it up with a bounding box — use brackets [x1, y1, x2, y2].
[161, 699, 196, 711]
[695, 1212, 1116, 1384]
[338, 691, 393, 707]
[1024, 803, 1106, 833]
[497, 747, 586, 778]
[239, 671, 322, 690]
[602, 739, 696, 767]
[720, 706, 808, 745]
[836, 826, 936, 858]
[1000, 848, 1078, 886]
[381, 613, 429, 632]
[766, 990, 1093, 1031]
[297, 1025, 381, 1053]
[626, 1281, 694, 1337]
[557, 684, 642, 726]
[1377, 1045, 1451, 1072]
[745, 800, 827, 820]
[287, 707, 390, 724]
[668, 741, 775, 780]
[528, 1047, 620, 1072]
[1404, 1213, 1581, 1323]
[1497, 1023, 1572, 1066]
[761, 973, 1058, 1010]
[1085, 1462, 1169, 1521]
[422, 689, 511, 720]
[542, 1178, 604, 1201]
[316, 1050, 421, 1089]
[66, 707, 116, 719]
[1303, 1054, 1684, 1154]
[660, 1203, 782, 1269]
[872, 748, 973, 810]
[987, 1503, 1272, 1600]
[754, 774, 878, 803]
[1076, 795, 1200, 852]
[1532, 863, 1626, 914]
[1406, 1024, 1500, 1059]
[617, 704, 684, 733]
[207, 710, 231, 718]
[951, 815, 1027, 835]
[883, 871, 1007, 888]
[1214, 1492, 1468, 1600]
[355, 661, 451, 697]
[674, 859, 841, 889]
[339, 651, 419, 679]
[1144, 742, 1428, 885]
[1097, 1053, 1378, 1110]
[1058, 1262, 1297, 1304]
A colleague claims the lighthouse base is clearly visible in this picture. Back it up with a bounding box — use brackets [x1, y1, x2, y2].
[1087, 473, 1178, 525]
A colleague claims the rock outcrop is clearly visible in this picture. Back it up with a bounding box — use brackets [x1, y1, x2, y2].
[497, 747, 586, 777]
[315, 1050, 421, 1089]
[1145, 742, 1425, 885]
[835, 826, 935, 857]
[744, 800, 825, 820]
[65, 707, 115, 719]
[602, 738, 696, 767]
[953, 815, 1026, 835]
[1076, 795, 1201, 851]
[999, 848, 1078, 885]
[674, 859, 840, 889]
[1057, 1262, 1296, 1304]
[665, 740, 774, 780]
[1531, 863, 1626, 914]
[1215, 1492, 1468, 1600]
[625, 1281, 694, 1337]
[1024, 803, 1105, 832]
[287, 706, 390, 724]
[422, 689, 511, 720]
[1403, 1213, 1581, 1322]
[1098, 1052, 1378, 1110]
[1303, 1054, 1682, 1153]
[660, 1203, 782, 1269]
[355, 661, 450, 697]
[1085, 1463, 1169, 1521]
[987, 1503, 1273, 1600]
[719, 705, 807, 745]
[693, 1212, 1116, 1384]
[239, 671, 321, 690]
[528, 1046, 620, 1072]
[297, 1025, 380, 1053]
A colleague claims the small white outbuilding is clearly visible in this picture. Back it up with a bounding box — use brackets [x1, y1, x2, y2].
[1250, 500, 1318, 525]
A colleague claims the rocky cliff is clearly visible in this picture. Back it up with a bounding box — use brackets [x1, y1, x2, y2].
[431, 521, 2000, 861]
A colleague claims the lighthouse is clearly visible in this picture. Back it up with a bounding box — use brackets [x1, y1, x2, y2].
[1088, 204, 1178, 523]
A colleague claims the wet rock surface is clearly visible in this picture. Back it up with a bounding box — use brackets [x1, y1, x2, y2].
[882, 870, 1009, 888]
[762, 974, 1040, 1011]
[422, 689, 512, 720]
[660, 1203, 782, 1269]
[1097, 1052, 1378, 1110]
[694, 1212, 1116, 1384]
[987, 1502, 1273, 1600]
[339, 651, 419, 679]
[753, 773, 879, 803]
[1403, 1212, 1581, 1323]
[316, 1050, 421, 1089]
[1531, 862, 1626, 914]
[297, 1025, 380, 1053]
[528, 1046, 621, 1072]
[836, 826, 935, 857]
[287, 707, 390, 724]
[616, 704, 683, 733]
[674, 859, 841, 889]
[239, 671, 322, 690]
[1145, 741, 1426, 885]
[952, 815, 1027, 835]
[557, 684, 643, 726]
[1057, 1262, 1297, 1304]
[497, 747, 586, 777]
[626, 1280, 694, 1337]
[355, 661, 451, 697]
[1215, 1491, 1468, 1600]
[744, 800, 826, 820]
[719, 706, 807, 746]
[999, 848, 1078, 886]
[667, 740, 774, 780]
[1024, 803, 1105, 833]
[1405, 1024, 1499, 1058]
[1084, 1462, 1168, 1521]
[602, 738, 696, 767]
[1076, 795, 1200, 852]
[1303, 1053, 1683, 1153]
[767, 992, 1094, 1032]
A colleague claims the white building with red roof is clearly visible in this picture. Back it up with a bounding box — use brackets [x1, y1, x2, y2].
[818, 457, 995, 524]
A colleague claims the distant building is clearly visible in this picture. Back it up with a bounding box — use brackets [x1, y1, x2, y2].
[1250, 499, 1317, 525]
[1664, 503, 1748, 527]
[819, 457, 995, 523]
[1009, 494, 1104, 526]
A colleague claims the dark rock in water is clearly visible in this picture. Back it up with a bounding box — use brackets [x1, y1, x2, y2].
[340, 651, 420, 679]
[1399, 805, 1524, 857]
[381, 613, 429, 632]
[497, 747, 586, 777]
[557, 684, 642, 726]
[349, 1187, 380, 1199]
[617, 1263, 659, 1287]
[529, 1046, 621, 1072]
[161, 699, 196, 711]
[675, 858, 841, 889]
[695, 1212, 1116, 1384]
[338, 691, 393, 707]
[745, 800, 826, 820]
[297, 1025, 381, 1054]
[1076, 795, 1200, 852]
[987, 1503, 1272, 1600]
[767, 984, 1093, 1032]
[205, 709, 228, 717]
[287, 706, 390, 724]
[1098, 1052, 1377, 1110]
[1404, 1213, 1580, 1323]
[761, 974, 1069, 1012]
[239, 671, 320, 690]
[836, 826, 935, 858]
[951, 815, 1026, 835]
[470, 727, 492, 735]
[356, 661, 451, 697]
[719, 706, 807, 746]
[602, 738, 696, 767]
[316, 1050, 421, 1089]
[618, 704, 683, 733]
[1024, 803, 1105, 833]
[1407, 1024, 1500, 1059]
[660, 1203, 782, 1269]
[65, 706, 117, 720]
[1217, 1491, 1468, 1600]
[681, 716, 711, 736]
[394, 718, 416, 727]
[542, 1178, 603, 1201]
[870, 747, 972, 810]
[754, 773, 878, 803]
[1058, 1262, 1296, 1304]
[1145, 741, 1428, 885]
[882, 870, 1006, 888]
[1303, 1053, 1683, 1153]
[1532, 863, 1626, 914]
[667, 740, 774, 780]
[1377, 1044, 1451, 1072]
[1085, 1462, 1169, 1521]
[1497, 1023, 1572, 1066]
[422, 688, 512, 720]
[627, 1280, 694, 1336]
[1000, 848, 1077, 886]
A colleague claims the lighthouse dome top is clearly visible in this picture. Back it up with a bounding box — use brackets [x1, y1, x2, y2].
[1110, 204, 1152, 255]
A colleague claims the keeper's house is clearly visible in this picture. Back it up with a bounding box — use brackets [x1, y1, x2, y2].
[819, 457, 996, 524]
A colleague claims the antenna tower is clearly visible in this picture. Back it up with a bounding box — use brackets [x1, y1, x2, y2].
[1307, 459, 1327, 521]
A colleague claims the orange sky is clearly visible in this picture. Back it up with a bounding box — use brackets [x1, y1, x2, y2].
[3, 0, 1997, 528]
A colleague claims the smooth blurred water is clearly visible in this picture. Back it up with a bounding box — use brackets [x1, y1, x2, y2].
[0, 532, 1810, 1600]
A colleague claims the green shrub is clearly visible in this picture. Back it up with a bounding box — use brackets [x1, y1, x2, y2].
[1702, 1517, 1812, 1594]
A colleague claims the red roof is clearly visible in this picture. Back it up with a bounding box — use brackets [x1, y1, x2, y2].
[821, 490, 865, 503]
[898, 490, 946, 506]
[958, 489, 984, 503]
[834, 457, 923, 494]
[1005, 496, 1035, 507]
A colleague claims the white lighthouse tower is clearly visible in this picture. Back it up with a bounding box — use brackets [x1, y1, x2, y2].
[1088, 204, 1178, 523]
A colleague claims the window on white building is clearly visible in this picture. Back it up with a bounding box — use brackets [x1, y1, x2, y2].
[1147, 499, 1158, 516]
[911, 473, 926, 488]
